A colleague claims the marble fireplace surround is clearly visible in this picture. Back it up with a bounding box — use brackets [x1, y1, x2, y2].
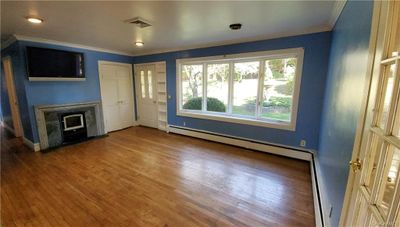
[34, 101, 105, 150]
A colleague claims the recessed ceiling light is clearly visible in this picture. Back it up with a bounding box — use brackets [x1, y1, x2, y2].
[26, 17, 43, 24]
[229, 23, 242, 30]
[135, 41, 144, 47]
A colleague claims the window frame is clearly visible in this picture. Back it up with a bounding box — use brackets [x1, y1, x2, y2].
[176, 47, 304, 131]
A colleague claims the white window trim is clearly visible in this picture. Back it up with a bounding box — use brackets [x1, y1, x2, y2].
[176, 47, 304, 131]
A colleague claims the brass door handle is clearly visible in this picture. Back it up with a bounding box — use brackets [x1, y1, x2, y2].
[349, 158, 362, 173]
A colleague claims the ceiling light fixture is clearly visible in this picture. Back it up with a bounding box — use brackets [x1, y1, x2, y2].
[26, 17, 43, 24]
[135, 41, 144, 47]
[229, 23, 242, 30]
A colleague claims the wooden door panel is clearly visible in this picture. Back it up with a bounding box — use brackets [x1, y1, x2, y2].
[117, 67, 134, 129]
[100, 63, 134, 132]
[136, 65, 158, 128]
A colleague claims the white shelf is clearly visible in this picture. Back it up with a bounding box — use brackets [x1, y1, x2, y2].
[158, 123, 166, 131]
[158, 94, 166, 102]
[156, 63, 166, 73]
[155, 62, 167, 132]
[158, 84, 166, 93]
[159, 115, 167, 122]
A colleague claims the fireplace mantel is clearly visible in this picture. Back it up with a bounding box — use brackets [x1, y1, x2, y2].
[34, 101, 105, 150]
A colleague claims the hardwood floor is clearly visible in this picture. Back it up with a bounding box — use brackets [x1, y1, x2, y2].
[1, 126, 315, 226]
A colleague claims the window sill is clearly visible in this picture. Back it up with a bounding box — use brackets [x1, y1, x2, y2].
[177, 110, 296, 131]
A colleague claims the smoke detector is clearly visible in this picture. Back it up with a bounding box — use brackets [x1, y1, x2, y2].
[125, 17, 152, 28]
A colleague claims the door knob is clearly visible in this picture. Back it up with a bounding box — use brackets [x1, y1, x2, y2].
[349, 158, 362, 173]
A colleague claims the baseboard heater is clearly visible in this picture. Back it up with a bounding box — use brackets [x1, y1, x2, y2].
[167, 125, 313, 161]
[311, 154, 325, 227]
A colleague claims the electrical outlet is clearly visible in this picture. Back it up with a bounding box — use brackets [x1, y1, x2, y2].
[329, 205, 333, 218]
[300, 139, 306, 147]
[183, 122, 186, 126]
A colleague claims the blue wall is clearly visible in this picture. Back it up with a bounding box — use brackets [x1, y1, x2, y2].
[1, 41, 134, 142]
[1, 42, 33, 139]
[134, 32, 331, 150]
[0, 62, 13, 128]
[318, 1, 373, 226]
[2, 32, 331, 151]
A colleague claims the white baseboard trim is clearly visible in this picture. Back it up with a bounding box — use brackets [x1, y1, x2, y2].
[23, 137, 41, 152]
[168, 125, 312, 161]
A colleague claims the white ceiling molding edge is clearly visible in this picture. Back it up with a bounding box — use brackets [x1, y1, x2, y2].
[11, 35, 135, 57]
[2, 21, 335, 57]
[131, 26, 331, 57]
[328, 0, 347, 29]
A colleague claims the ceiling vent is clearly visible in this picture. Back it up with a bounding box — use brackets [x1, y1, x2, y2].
[125, 17, 152, 28]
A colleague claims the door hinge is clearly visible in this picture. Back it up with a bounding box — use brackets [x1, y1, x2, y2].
[349, 158, 362, 173]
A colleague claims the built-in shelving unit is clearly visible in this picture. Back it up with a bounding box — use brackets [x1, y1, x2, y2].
[155, 62, 168, 131]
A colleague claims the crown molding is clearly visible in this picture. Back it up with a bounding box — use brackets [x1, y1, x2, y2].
[328, 0, 347, 29]
[1, 35, 17, 50]
[12, 34, 134, 57]
[132, 25, 331, 57]
[4, 23, 333, 58]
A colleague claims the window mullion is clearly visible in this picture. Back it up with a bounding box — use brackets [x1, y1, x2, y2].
[202, 63, 207, 112]
[256, 60, 265, 119]
[228, 61, 234, 114]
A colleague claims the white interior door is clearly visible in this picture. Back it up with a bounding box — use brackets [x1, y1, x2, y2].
[135, 64, 158, 128]
[99, 62, 134, 132]
[342, 1, 400, 226]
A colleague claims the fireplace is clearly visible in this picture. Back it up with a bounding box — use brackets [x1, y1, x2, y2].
[61, 112, 88, 144]
[34, 101, 105, 150]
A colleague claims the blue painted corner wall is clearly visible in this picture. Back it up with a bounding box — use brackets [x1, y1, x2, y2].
[1, 42, 33, 139]
[134, 32, 331, 150]
[1, 41, 134, 143]
[0, 61, 13, 129]
[318, 1, 373, 226]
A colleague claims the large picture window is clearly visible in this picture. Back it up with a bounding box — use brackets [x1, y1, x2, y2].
[176, 48, 304, 131]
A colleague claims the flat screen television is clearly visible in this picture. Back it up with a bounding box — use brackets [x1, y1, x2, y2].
[26, 46, 85, 81]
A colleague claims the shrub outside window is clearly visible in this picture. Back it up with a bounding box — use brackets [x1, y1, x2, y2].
[176, 48, 304, 131]
[181, 64, 203, 110]
[206, 63, 229, 112]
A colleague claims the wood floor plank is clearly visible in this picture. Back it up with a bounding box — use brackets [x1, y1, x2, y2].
[1, 126, 315, 226]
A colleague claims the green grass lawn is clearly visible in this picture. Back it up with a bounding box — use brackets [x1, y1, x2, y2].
[261, 112, 290, 121]
[232, 106, 290, 121]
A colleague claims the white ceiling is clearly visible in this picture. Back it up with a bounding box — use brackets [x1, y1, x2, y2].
[1, 1, 343, 56]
